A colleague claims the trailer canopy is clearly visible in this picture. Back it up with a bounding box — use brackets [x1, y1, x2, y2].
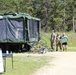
[0, 12, 40, 43]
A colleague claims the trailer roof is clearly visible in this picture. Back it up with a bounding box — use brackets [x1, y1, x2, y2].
[0, 12, 40, 21]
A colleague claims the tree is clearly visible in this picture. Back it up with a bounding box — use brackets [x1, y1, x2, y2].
[0, 0, 76, 31]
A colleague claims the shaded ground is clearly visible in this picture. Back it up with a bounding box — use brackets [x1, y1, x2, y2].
[33, 52, 76, 75]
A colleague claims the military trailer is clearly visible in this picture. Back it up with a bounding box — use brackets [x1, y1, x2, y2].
[0, 12, 40, 53]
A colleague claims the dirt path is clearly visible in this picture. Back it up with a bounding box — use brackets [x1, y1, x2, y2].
[33, 52, 76, 75]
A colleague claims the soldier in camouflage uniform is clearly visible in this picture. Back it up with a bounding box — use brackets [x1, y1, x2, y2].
[56, 33, 62, 51]
[50, 30, 56, 50]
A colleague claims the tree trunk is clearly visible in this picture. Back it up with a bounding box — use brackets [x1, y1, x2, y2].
[45, 0, 48, 32]
[72, 16, 75, 32]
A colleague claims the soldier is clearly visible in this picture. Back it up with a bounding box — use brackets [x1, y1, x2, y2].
[56, 33, 62, 51]
[61, 33, 68, 51]
[50, 30, 56, 50]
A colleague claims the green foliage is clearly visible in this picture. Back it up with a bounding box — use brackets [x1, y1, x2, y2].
[0, 0, 76, 31]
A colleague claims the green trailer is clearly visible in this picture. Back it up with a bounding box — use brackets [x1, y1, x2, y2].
[0, 12, 41, 52]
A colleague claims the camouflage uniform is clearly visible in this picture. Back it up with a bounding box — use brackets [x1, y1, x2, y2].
[56, 34, 62, 51]
[50, 32, 55, 50]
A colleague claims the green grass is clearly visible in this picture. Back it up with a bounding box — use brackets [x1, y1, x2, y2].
[1, 55, 52, 75]
[66, 32, 76, 47]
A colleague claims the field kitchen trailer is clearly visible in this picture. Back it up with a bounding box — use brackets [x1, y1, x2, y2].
[0, 12, 40, 53]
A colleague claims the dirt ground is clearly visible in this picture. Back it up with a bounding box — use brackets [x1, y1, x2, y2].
[32, 52, 76, 75]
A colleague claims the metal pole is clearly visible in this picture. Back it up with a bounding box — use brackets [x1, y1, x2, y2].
[12, 54, 13, 69]
[10, 51, 13, 69]
[3, 57, 6, 72]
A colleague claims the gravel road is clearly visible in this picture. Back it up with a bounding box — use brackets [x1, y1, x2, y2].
[33, 52, 76, 75]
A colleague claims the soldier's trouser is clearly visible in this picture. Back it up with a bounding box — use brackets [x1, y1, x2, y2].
[51, 41, 54, 50]
[56, 42, 62, 51]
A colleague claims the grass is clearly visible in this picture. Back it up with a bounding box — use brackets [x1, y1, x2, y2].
[1, 55, 52, 75]
[66, 32, 76, 47]
[67, 47, 76, 52]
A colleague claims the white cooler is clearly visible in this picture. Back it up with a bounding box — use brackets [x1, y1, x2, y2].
[0, 49, 4, 73]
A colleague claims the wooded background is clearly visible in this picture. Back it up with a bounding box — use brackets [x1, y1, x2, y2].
[0, 0, 76, 32]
